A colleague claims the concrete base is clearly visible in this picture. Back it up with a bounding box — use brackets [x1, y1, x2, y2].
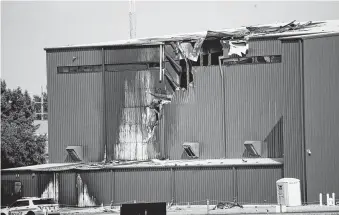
[275, 205, 287, 213]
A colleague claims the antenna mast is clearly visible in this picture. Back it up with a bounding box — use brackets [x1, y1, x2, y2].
[129, 0, 136, 39]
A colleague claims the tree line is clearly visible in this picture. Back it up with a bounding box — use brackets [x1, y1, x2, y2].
[1, 80, 47, 169]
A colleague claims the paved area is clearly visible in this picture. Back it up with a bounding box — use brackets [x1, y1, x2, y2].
[60, 204, 339, 215]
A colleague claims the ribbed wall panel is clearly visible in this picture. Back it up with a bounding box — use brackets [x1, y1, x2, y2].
[38, 173, 54, 198]
[1, 172, 39, 197]
[247, 39, 282, 57]
[79, 170, 112, 206]
[237, 166, 283, 204]
[47, 49, 104, 163]
[58, 172, 76, 206]
[303, 36, 339, 202]
[113, 168, 171, 204]
[222, 63, 284, 158]
[165, 66, 225, 159]
[105, 47, 159, 64]
[105, 69, 165, 160]
[174, 167, 234, 204]
[281, 41, 304, 197]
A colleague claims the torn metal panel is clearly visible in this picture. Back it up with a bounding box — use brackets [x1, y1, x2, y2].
[246, 20, 319, 35]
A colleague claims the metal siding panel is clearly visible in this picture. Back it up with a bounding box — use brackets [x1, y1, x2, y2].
[105, 47, 159, 64]
[165, 66, 225, 159]
[47, 49, 104, 163]
[79, 170, 112, 206]
[38, 173, 54, 198]
[223, 63, 284, 158]
[58, 172, 76, 206]
[281, 41, 304, 193]
[113, 168, 171, 204]
[303, 36, 339, 202]
[174, 167, 233, 204]
[105, 69, 165, 160]
[10, 172, 39, 197]
[247, 39, 282, 57]
[237, 166, 282, 204]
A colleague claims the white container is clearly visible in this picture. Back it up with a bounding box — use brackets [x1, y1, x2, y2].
[276, 178, 302, 207]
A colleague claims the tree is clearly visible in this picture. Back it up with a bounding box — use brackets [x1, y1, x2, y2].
[1, 80, 47, 169]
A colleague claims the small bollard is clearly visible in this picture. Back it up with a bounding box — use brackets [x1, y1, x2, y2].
[207, 199, 209, 214]
[320, 193, 323, 206]
[187, 202, 190, 208]
[134, 200, 137, 204]
[333, 193, 336, 205]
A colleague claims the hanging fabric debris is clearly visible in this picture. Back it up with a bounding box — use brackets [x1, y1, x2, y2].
[228, 40, 249, 57]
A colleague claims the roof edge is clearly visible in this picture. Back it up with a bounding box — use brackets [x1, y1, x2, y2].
[279, 32, 339, 40]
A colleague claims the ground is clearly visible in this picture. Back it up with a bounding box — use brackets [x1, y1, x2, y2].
[59, 204, 339, 215]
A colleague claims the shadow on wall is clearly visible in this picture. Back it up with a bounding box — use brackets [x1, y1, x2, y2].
[243, 116, 284, 158]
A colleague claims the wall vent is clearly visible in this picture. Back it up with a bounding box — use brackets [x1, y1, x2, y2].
[66, 146, 83, 162]
[183, 142, 199, 158]
[244, 141, 267, 158]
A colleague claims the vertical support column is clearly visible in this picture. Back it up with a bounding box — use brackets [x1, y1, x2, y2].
[170, 168, 175, 205]
[299, 40, 307, 204]
[102, 48, 108, 162]
[232, 166, 238, 203]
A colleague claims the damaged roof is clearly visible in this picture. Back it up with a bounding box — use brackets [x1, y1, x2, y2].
[44, 20, 339, 50]
[2, 158, 283, 172]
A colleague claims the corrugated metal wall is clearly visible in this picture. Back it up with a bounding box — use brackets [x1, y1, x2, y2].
[58, 172, 76, 206]
[105, 46, 159, 64]
[222, 63, 284, 158]
[174, 167, 234, 204]
[105, 67, 165, 160]
[1, 165, 283, 207]
[164, 66, 225, 159]
[237, 166, 282, 204]
[1, 172, 38, 197]
[79, 170, 112, 206]
[302, 35, 339, 202]
[280, 40, 305, 200]
[47, 48, 104, 163]
[247, 39, 282, 57]
[38, 173, 54, 198]
[113, 168, 171, 204]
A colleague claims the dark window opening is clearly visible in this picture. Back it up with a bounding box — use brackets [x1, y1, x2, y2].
[191, 57, 200, 66]
[202, 54, 209, 66]
[57, 65, 101, 73]
[211, 51, 223, 65]
[222, 55, 282, 66]
[148, 62, 160, 68]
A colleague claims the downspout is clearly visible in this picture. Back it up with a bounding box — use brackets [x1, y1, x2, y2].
[299, 39, 307, 204]
[218, 56, 227, 158]
[102, 48, 108, 162]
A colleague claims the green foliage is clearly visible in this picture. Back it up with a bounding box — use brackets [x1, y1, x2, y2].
[1, 80, 47, 169]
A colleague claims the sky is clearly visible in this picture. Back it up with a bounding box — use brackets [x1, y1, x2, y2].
[2, 1, 339, 95]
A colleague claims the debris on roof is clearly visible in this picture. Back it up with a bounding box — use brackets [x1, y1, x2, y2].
[2, 158, 283, 172]
[44, 20, 339, 50]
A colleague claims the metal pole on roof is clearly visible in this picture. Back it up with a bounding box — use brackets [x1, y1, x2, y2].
[129, 0, 136, 39]
[41, 86, 44, 120]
